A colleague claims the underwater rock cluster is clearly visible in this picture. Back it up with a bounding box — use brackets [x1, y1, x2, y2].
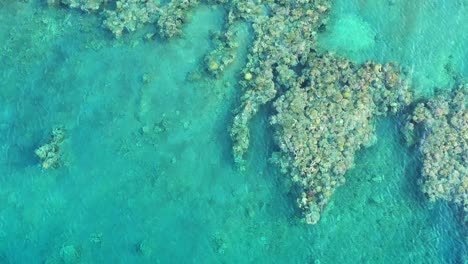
[404, 85, 467, 220]
[35, 126, 66, 169]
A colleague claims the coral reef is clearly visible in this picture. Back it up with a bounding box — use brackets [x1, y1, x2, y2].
[52, 0, 465, 226]
[204, 24, 238, 77]
[222, 0, 418, 225]
[404, 85, 467, 221]
[270, 53, 411, 224]
[225, 0, 412, 223]
[53, 0, 200, 38]
[157, 0, 201, 39]
[230, 0, 333, 167]
[35, 126, 66, 169]
[58, 0, 107, 12]
[103, 0, 159, 38]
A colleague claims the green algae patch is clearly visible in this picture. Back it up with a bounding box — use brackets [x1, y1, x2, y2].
[319, 14, 376, 57]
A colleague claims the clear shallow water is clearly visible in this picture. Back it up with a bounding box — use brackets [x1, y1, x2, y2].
[319, 0, 468, 98]
[0, 1, 466, 263]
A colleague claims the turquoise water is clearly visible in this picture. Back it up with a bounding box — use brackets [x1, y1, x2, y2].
[0, 1, 466, 263]
[319, 0, 468, 98]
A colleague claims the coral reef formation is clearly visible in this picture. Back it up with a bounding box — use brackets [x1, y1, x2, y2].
[204, 24, 238, 77]
[49, 0, 201, 38]
[404, 85, 467, 221]
[35, 126, 66, 169]
[57, 0, 107, 12]
[103, 0, 159, 38]
[53, 0, 414, 223]
[230, 0, 333, 167]
[157, 0, 201, 39]
[52, 0, 465, 226]
[270, 54, 411, 224]
[227, 0, 411, 223]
